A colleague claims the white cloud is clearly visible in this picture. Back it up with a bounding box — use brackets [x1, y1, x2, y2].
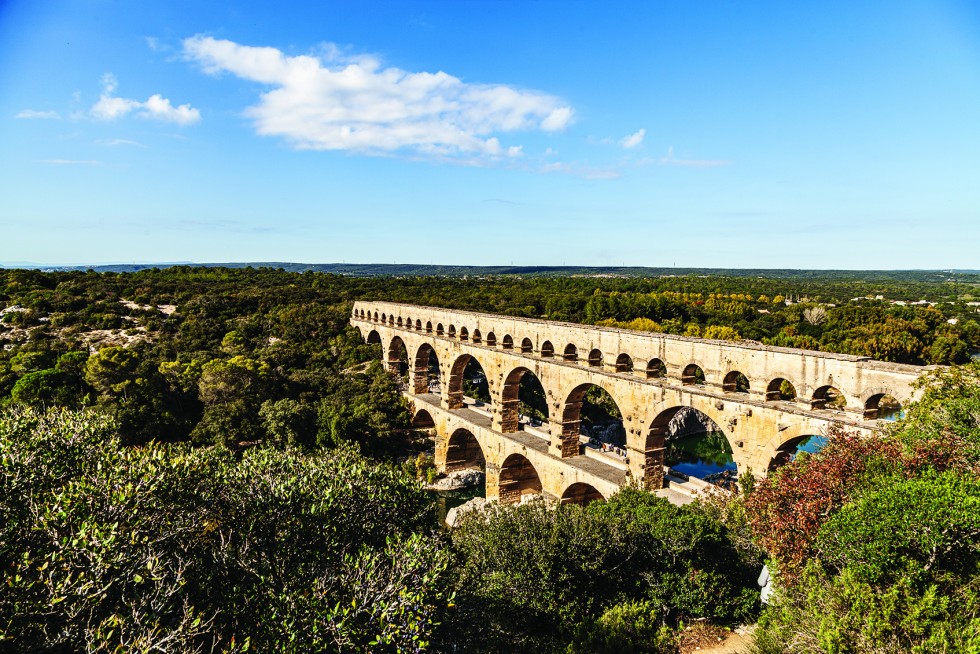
[90, 73, 200, 126]
[36, 159, 101, 165]
[96, 138, 147, 148]
[16, 109, 61, 120]
[620, 128, 645, 149]
[182, 35, 573, 160]
[656, 145, 730, 168]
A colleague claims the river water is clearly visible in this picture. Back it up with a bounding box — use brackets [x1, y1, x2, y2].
[431, 482, 486, 526]
[665, 430, 737, 478]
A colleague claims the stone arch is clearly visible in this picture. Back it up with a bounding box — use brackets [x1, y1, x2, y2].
[560, 482, 604, 506]
[645, 405, 730, 488]
[388, 315, 395, 326]
[425, 321, 433, 333]
[502, 334, 514, 350]
[448, 324, 456, 338]
[588, 349, 603, 367]
[415, 319, 422, 330]
[682, 363, 706, 386]
[811, 385, 846, 411]
[563, 343, 578, 362]
[411, 408, 435, 429]
[646, 358, 666, 379]
[396, 316, 403, 327]
[380, 313, 387, 324]
[768, 433, 828, 471]
[541, 341, 555, 358]
[366, 329, 382, 345]
[412, 343, 441, 394]
[498, 453, 542, 504]
[520, 337, 533, 353]
[616, 353, 634, 373]
[486, 332, 497, 347]
[472, 329, 481, 344]
[723, 370, 750, 394]
[500, 366, 550, 433]
[766, 377, 798, 401]
[561, 383, 625, 458]
[373, 311, 379, 321]
[863, 392, 903, 420]
[447, 353, 490, 409]
[387, 336, 409, 380]
[436, 323, 444, 336]
[459, 326, 469, 341]
[445, 428, 486, 472]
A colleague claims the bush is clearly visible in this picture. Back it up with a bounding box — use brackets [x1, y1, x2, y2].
[0, 406, 448, 652]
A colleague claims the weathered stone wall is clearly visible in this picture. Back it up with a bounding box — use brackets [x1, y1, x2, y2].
[353, 301, 930, 412]
[352, 301, 932, 495]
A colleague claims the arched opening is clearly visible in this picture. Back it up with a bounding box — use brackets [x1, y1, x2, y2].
[864, 393, 903, 421]
[387, 336, 410, 384]
[388, 315, 395, 326]
[560, 482, 604, 506]
[646, 358, 666, 379]
[445, 428, 486, 473]
[415, 319, 422, 330]
[498, 453, 542, 504]
[682, 363, 706, 386]
[723, 371, 750, 394]
[500, 367, 550, 433]
[768, 434, 828, 471]
[447, 354, 490, 409]
[502, 335, 514, 350]
[472, 329, 481, 344]
[562, 384, 625, 459]
[448, 325, 456, 338]
[373, 312, 379, 321]
[412, 344, 441, 394]
[459, 327, 469, 341]
[588, 349, 603, 367]
[766, 378, 797, 401]
[411, 409, 436, 429]
[366, 330, 382, 345]
[563, 344, 578, 362]
[811, 385, 846, 411]
[426, 321, 433, 333]
[396, 317, 403, 327]
[616, 353, 633, 373]
[646, 407, 734, 489]
[486, 332, 497, 347]
[381, 313, 387, 324]
[436, 323, 444, 336]
[520, 338, 533, 354]
[541, 341, 554, 358]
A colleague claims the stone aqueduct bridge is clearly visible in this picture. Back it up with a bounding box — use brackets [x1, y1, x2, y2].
[351, 301, 931, 504]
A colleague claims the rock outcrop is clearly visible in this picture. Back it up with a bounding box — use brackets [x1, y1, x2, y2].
[445, 497, 486, 528]
[667, 407, 720, 437]
[427, 468, 485, 491]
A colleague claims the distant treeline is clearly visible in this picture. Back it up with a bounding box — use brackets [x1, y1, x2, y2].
[6, 261, 980, 283]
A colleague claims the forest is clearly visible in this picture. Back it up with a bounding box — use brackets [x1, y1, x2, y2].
[1, 266, 979, 652]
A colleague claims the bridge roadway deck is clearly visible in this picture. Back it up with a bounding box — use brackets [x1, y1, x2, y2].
[412, 392, 628, 491]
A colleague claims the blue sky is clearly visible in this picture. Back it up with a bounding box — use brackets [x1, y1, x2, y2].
[1, 1, 978, 268]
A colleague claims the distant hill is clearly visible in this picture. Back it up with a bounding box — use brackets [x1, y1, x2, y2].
[1, 261, 978, 283]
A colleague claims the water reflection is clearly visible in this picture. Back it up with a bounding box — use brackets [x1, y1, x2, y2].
[431, 482, 485, 527]
[665, 431, 736, 478]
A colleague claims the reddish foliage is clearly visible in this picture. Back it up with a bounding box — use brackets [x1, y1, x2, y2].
[746, 426, 973, 582]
